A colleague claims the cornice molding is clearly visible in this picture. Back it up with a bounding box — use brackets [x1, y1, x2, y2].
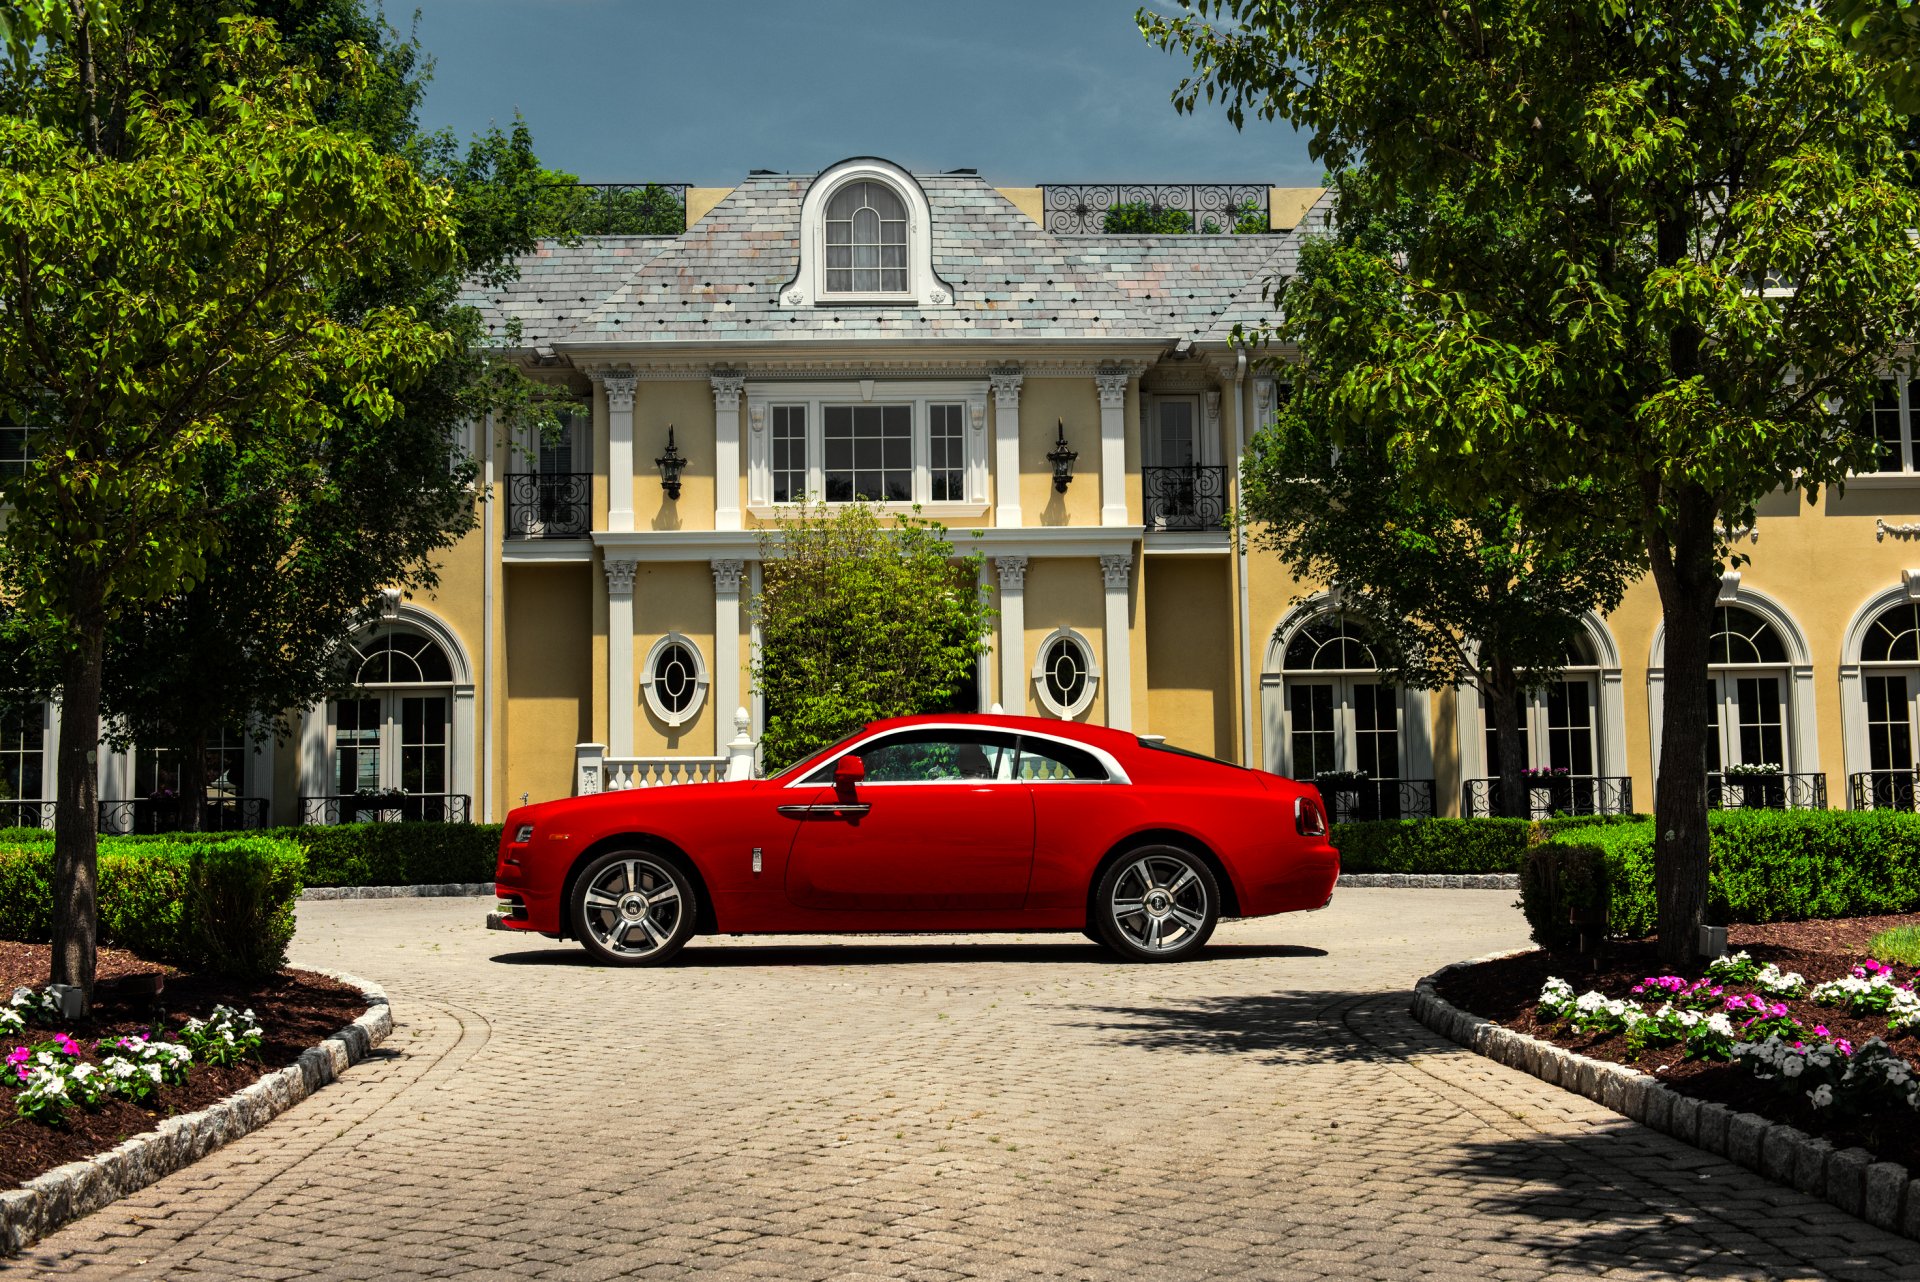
[568, 357, 1156, 382]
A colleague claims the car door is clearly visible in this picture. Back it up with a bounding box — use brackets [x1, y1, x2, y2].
[783, 728, 1034, 912]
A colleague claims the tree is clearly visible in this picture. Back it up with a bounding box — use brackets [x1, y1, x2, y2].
[752, 504, 994, 770]
[1245, 183, 1643, 818]
[1830, 0, 1920, 113]
[1144, 1, 1920, 962]
[0, 6, 457, 1001]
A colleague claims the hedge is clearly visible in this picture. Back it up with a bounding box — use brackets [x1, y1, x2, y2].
[1331, 814, 1643, 875]
[6, 822, 505, 887]
[1548, 809, 1920, 937]
[0, 836, 304, 977]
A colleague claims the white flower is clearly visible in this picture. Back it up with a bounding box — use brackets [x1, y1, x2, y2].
[1809, 1084, 1834, 1108]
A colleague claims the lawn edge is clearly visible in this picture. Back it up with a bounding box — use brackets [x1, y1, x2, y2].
[1412, 951, 1920, 1242]
[0, 968, 392, 1255]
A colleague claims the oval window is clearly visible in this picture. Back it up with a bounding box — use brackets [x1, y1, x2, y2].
[641, 634, 708, 727]
[1032, 629, 1098, 718]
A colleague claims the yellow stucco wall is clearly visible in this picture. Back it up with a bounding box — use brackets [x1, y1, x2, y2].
[1144, 557, 1234, 759]
[630, 562, 718, 754]
[1269, 188, 1328, 231]
[996, 187, 1044, 226]
[504, 564, 593, 807]
[635, 381, 717, 532]
[1017, 378, 1106, 525]
[686, 188, 734, 228]
[1022, 558, 1107, 723]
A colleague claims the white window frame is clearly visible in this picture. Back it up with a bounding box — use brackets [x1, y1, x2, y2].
[779, 158, 954, 309]
[1031, 627, 1100, 719]
[746, 380, 989, 517]
[641, 633, 709, 729]
[1143, 394, 1214, 468]
[1853, 372, 1920, 481]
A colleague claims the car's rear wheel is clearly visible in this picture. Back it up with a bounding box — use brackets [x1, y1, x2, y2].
[572, 850, 697, 966]
[1092, 845, 1219, 962]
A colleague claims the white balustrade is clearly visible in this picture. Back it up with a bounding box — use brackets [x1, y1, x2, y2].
[575, 709, 758, 795]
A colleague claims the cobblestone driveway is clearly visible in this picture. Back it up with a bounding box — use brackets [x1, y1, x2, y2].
[13, 889, 1920, 1281]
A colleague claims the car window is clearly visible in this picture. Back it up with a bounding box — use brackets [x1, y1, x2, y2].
[1014, 737, 1108, 782]
[803, 729, 1019, 784]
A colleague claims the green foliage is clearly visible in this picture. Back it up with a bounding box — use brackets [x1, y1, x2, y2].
[536, 181, 686, 237]
[285, 822, 501, 886]
[1830, 0, 1920, 114]
[752, 503, 995, 771]
[1870, 924, 1920, 967]
[1331, 814, 1641, 874]
[0, 836, 303, 976]
[1103, 201, 1197, 233]
[1520, 843, 1613, 953]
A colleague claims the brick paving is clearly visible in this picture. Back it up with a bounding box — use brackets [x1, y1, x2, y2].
[12, 888, 1920, 1280]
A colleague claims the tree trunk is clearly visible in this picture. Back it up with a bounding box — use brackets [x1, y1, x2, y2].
[176, 727, 209, 833]
[1485, 654, 1531, 820]
[50, 619, 105, 1008]
[1647, 486, 1721, 968]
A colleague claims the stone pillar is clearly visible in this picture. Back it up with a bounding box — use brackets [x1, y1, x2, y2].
[1100, 552, 1133, 730]
[1096, 370, 1129, 527]
[995, 556, 1028, 714]
[603, 372, 636, 533]
[712, 374, 744, 531]
[605, 556, 638, 756]
[711, 558, 744, 754]
[574, 743, 607, 795]
[990, 372, 1024, 527]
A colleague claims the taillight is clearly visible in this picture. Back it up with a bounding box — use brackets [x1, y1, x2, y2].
[1295, 795, 1327, 837]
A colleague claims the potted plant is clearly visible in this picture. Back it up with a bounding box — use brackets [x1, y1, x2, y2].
[349, 786, 408, 823]
[1314, 769, 1375, 820]
[1522, 765, 1576, 816]
[1722, 761, 1783, 809]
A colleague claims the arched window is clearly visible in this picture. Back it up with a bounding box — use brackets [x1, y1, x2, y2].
[329, 626, 458, 819]
[1279, 614, 1401, 782]
[641, 634, 709, 728]
[1858, 600, 1920, 788]
[824, 181, 907, 294]
[1483, 632, 1603, 780]
[1032, 629, 1099, 719]
[1707, 605, 1791, 772]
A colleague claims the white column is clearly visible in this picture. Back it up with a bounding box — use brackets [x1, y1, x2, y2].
[990, 372, 1024, 527]
[603, 372, 636, 533]
[1100, 552, 1133, 730]
[712, 375, 744, 530]
[1096, 371, 1129, 527]
[711, 558, 744, 754]
[995, 556, 1028, 714]
[605, 556, 638, 757]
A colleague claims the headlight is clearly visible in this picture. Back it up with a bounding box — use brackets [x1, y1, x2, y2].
[1294, 796, 1327, 838]
[513, 823, 535, 845]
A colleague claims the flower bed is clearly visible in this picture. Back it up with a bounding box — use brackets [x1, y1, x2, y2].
[1435, 913, 1920, 1169]
[0, 940, 368, 1188]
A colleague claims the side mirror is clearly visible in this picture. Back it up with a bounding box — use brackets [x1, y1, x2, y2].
[833, 755, 866, 788]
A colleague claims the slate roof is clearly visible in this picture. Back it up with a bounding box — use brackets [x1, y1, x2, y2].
[465, 174, 1333, 353]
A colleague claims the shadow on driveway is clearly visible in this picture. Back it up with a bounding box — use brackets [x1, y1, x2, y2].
[489, 941, 1329, 968]
[1070, 990, 1425, 1064]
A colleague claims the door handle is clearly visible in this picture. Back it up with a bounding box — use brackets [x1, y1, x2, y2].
[777, 803, 871, 819]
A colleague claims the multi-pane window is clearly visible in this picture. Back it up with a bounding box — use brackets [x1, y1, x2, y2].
[823, 405, 912, 502]
[1352, 685, 1400, 780]
[1867, 675, 1914, 771]
[1704, 605, 1792, 771]
[771, 405, 807, 503]
[0, 427, 33, 478]
[1861, 377, 1920, 473]
[400, 696, 448, 798]
[1280, 614, 1403, 780]
[0, 707, 44, 802]
[334, 697, 382, 794]
[929, 403, 964, 501]
[1034, 631, 1098, 718]
[331, 628, 457, 801]
[824, 181, 908, 293]
[137, 726, 246, 798]
[1482, 636, 1601, 777]
[1860, 601, 1920, 776]
[1288, 685, 1337, 777]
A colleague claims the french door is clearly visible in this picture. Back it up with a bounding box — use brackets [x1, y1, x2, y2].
[1865, 672, 1918, 773]
[1484, 679, 1598, 776]
[1287, 678, 1403, 779]
[333, 694, 449, 800]
[1706, 672, 1787, 771]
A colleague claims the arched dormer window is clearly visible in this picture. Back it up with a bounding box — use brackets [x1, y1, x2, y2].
[780, 158, 954, 308]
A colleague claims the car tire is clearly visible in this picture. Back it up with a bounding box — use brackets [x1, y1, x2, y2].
[1091, 844, 1220, 963]
[571, 850, 698, 967]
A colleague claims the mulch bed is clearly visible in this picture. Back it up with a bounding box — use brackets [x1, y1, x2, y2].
[0, 941, 369, 1188]
[1436, 913, 1920, 1170]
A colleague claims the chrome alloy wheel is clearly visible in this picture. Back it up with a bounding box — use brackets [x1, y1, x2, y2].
[580, 857, 684, 959]
[1108, 850, 1211, 954]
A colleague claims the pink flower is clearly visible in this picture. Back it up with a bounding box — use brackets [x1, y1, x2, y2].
[51, 1033, 78, 1057]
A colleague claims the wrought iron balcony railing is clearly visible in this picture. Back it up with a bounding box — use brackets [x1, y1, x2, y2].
[0, 799, 52, 829]
[1311, 778, 1437, 824]
[537, 183, 688, 236]
[300, 794, 472, 826]
[1039, 184, 1272, 235]
[99, 797, 269, 835]
[1849, 771, 1920, 811]
[1462, 776, 1634, 819]
[1142, 465, 1228, 531]
[505, 472, 592, 539]
[1707, 771, 1828, 811]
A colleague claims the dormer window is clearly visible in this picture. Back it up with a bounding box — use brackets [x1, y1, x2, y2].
[780, 157, 955, 308]
[826, 182, 907, 293]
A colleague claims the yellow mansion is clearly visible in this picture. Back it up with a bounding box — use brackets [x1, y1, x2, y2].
[16, 156, 1920, 828]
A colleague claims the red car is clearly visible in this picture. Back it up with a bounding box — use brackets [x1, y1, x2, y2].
[490, 713, 1338, 965]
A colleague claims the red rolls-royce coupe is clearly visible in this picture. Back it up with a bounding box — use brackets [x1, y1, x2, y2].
[490, 713, 1339, 964]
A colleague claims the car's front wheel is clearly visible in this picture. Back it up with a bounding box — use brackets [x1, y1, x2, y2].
[572, 850, 697, 966]
[1092, 845, 1219, 962]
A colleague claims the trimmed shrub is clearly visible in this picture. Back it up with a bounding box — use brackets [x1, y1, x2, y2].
[1330, 814, 1641, 875]
[1519, 842, 1612, 952]
[105, 822, 502, 887]
[0, 836, 304, 976]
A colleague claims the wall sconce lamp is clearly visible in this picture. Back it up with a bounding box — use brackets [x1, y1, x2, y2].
[655, 425, 686, 501]
[1047, 418, 1078, 493]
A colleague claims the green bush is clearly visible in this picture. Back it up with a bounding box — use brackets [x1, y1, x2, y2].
[1330, 814, 1641, 874]
[1519, 842, 1612, 952]
[0, 836, 304, 976]
[106, 822, 502, 887]
[1102, 201, 1197, 233]
[1549, 809, 1920, 937]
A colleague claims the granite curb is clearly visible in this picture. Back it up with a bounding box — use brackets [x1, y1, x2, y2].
[300, 882, 493, 901]
[1412, 951, 1920, 1242]
[0, 970, 393, 1255]
[1339, 873, 1519, 890]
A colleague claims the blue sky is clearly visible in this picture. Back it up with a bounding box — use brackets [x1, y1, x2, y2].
[404, 0, 1320, 186]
